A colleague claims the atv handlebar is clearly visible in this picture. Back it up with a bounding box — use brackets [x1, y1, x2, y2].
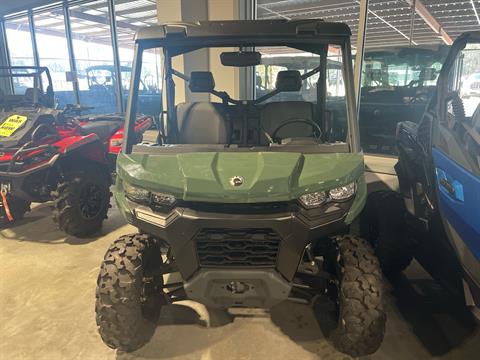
[62, 104, 95, 116]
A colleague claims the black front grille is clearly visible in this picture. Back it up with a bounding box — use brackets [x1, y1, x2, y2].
[195, 228, 281, 267]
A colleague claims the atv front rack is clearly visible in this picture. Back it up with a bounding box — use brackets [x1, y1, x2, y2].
[0, 144, 60, 177]
[6, 143, 59, 172]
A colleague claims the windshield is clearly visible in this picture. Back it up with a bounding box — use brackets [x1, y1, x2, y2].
[127, 42, 353, 153]
[362, 47, 447, 89]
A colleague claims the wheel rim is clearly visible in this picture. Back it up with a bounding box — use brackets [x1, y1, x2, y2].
[79, 182, 103, 220]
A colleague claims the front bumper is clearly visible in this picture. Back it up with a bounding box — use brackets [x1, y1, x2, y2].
[115, 178, 366, 308]
[117, 192, 354, 281]
[0, 154, 59, 202]
[184, 269, 291, 308]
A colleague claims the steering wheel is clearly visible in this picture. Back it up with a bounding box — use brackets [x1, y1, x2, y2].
[268, 118, 323, 144]
[408, 90, 430, 104]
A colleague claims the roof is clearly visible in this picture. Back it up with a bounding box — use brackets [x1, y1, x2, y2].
[135, 19, 352, 44]
[257, 0, 480, 49]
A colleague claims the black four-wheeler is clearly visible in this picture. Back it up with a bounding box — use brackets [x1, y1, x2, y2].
[0, 66, 152, 236]
[95, 20, 386, 357]
[362, 32, 480, 319]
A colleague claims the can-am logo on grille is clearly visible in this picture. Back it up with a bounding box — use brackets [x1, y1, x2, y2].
[229, 176, 244, 187]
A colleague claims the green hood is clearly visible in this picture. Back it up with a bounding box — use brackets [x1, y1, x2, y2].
[117, 151, 364, 203]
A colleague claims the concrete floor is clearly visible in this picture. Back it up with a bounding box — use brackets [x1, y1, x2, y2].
[1, 201, 480, 360]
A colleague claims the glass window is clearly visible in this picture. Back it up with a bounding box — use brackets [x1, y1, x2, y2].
[457, 44, 480, 117]
[434, 43, 480, 175]
[33, 10, 75, 108]
[69, 0, 116, 114]
[359, 46, 449, 155]
[5, 15, 34, 68]
[115, 0, 162, 118]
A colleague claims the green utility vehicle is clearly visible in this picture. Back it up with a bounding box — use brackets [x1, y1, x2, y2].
[95, 20, 386, 357]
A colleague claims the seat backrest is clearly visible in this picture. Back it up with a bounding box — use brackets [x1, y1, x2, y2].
[176, 102, 229, 144]
[24, 88, 43, 103]
[260, 101, 315, 142]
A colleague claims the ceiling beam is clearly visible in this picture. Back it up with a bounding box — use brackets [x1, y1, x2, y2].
[116, 4, 156, 17]
[405, 0, 453, 45]
[471, 0, 480, 25]
[352, 0, 418, 45]
[52, 8, 140, 33]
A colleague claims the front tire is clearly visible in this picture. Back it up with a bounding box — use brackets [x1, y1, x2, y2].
[328, 235, 386, 357]
[52, 162, 111, 237]
[95, 234, 165, 352]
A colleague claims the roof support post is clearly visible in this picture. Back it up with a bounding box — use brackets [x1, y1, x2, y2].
[354, 0, 369, 114]
[107, 0, 124, 113]
[405, 0, 453, 45]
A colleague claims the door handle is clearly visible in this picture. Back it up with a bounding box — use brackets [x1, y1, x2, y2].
[439, 177, 455, 195]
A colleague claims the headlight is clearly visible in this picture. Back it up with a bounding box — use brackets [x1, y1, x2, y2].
[299, 191, 327, 208]
[110, 139, 123, 147]
[123, 182, 176, 208]
[328, 182, 356, 201]
[151, 191, 176, 206]
[124, 182, 150, 203]
[299, 181, 356, 208]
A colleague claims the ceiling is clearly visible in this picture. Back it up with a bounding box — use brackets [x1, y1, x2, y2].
[3, 0, 480, 50]
[3, 0, 158, 50]
[0, 0, 55, 17]
[257, 0, 480, 48]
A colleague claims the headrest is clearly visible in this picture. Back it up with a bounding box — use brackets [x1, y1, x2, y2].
[24, 88, 43, 102]
[189, 71, 215, 92]
[419, 68, 437, 81]
[275, 70, 302, 92]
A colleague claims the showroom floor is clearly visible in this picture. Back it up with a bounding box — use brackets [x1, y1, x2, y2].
[1, 200, 480, 360]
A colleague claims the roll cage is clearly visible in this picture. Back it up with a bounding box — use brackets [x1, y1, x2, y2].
[0, 66, 54, 108]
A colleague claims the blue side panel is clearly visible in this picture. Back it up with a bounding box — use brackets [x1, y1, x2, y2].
[432, 147, 480, 261]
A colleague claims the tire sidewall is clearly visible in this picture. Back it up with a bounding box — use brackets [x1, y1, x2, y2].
[96, 234, 163, 352]
[329, 235, 386, 357]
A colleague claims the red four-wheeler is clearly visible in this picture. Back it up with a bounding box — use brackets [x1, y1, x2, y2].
[0, 66, 152, 236]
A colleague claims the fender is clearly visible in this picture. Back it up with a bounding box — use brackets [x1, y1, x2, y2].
[59, 133, 108, 164]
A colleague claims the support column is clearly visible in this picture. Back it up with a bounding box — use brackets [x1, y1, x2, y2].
[0, 18, 13, 94]
[156, 0, 254, 103]
[353, 0, 368, 114]
[107, 0, 125, 113]
[28, 10, 40, 68]
[238, 0, 255, 100]
[208, 0, 238, 100]
[157, 0, 185, 104]
[182, 0, 209, 102]
[63, 1, 80, 105]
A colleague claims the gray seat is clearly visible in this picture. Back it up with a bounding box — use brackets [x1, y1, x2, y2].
[260, 70, 317, 143]
[261, 101, 315, 142]
[176, 102, 229, 144]
[24, 88, 43, 103]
